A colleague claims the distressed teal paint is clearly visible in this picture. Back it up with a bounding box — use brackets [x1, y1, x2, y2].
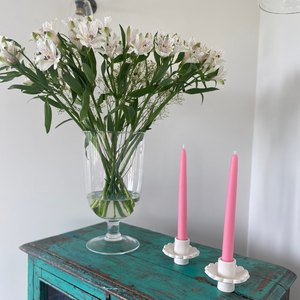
[28, 256, 34, 299]
[40, 270, 100, 300]
[34, 265, 42, 300]
[21, 223, 297, 300]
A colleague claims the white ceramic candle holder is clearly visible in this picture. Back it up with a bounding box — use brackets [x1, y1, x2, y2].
[163, 237, 200, 265]
[205, 258, 250, 293]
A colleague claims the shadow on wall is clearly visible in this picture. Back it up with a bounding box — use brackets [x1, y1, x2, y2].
[249, 71, 300, 297]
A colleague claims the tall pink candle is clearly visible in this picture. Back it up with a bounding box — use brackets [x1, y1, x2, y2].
[177, 146, 188, 241]
[221, 152, 238, 262]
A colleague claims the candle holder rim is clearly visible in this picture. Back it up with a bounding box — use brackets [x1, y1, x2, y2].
[162, 242, 200, 259]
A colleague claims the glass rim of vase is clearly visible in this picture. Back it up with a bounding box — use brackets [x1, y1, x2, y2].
[83, 130, 145, 135]
[259, 0, 300, 14]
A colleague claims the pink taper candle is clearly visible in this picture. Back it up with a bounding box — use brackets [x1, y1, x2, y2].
[221, 151, 238, 262]
[177, 146, 188, 240]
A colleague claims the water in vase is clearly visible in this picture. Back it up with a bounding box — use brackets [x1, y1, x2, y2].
[87, 191, 140, 220]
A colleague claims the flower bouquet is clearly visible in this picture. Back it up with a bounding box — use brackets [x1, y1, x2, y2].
[0, 15, 226, 237]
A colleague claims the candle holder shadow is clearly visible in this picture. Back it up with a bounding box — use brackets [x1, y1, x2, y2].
[163, 237, 200, 265]
[205, 258, 250, 293]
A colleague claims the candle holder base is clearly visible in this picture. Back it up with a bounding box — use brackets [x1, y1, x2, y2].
[205, 258, 250, 293]
[163, 237, 199, 265]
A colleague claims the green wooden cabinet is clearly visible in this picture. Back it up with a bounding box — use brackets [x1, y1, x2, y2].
[20, 223, 296, 300]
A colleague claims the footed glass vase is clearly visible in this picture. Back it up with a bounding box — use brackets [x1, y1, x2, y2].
[83, 131, 145, 255]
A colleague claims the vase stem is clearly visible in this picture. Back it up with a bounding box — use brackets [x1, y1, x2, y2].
[105, 220, 121, 241]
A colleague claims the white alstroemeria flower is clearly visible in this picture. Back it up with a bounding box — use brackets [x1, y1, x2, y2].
[126, 26, 139, 48]
[0, 36, 23, 67]
[31, 19, 60, 45]
[94, 16, 112, 36]
[34, 39, 60, 71]
[182, 37, 209, 64]
[63, 18, 82, 49]
[211, 65, 227, 85]
[171, 34, 187, 55]
[101, 33, 122, 58]
[76, 19, 104, 49]
[128, 32, 153, 55]
[211, 49, 226, 66]
[155, 32, 174, 57]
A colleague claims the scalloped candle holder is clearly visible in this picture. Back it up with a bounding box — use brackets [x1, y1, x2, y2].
[205, 258, 250, 292]
[163, 237, 200, 265]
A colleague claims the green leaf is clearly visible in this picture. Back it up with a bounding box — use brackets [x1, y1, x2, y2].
[128, 86, 157, 98]
[106, 113, 114, 131]
[109, 105, 122, 115]
[0, 71, 21, 77]
[8, 84, 43, 94]
[88, 48, 97, 76]
[69, 65, 88, 86]
[117, 62, 131, 94]
[151, 57, 170, 84]
[55, 118, 72, 129]
[114, 54, 124, 63]
[63, 73, 82, 95]
[159, 78, 173, 87]
[159, 83, 174, 92]
[136, 55, 148, 63]
[122, 104, 136, 124]
[37, 96, 63, 109]
[48, 66, 59, 85]
[154, 50, 161, 66]
[174, 52, 185, 64]
[96, 93, 106, 107]
[117, 114, 125, 131]
[0, 72, 22, 83]
[184, 87, 219, 94]
[178, 63, 191, 75]
[44, 99, 52, 133]
[19, 62, 37, 82]
[36, 68, 48, 88]
[119, 25, 126, 49]
[206, 68, 220, 79]
[82, 62, 95, 84]
[80, 89, 90, 121]
[130, 98, 139, 128]
[126, 106, 135, 122]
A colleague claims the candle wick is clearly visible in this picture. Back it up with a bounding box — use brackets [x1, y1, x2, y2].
[234, 151, 237, 155]
[183, 145, 185, 149]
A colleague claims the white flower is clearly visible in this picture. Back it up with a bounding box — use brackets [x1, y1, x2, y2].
[128, 32, 153, 55]
[63, 18, 82, 49]
[76, 19, 104, 49]
[34, 39, 60, 71]
[100, 33, 122, 58]
[95, 16, 112, 36]
[171, 34, 187, 55]
[0, 36, 22, 67]
[155, 32, 174, 57]
[126, 26, 139, 47]
[31, 19, 60, 45]
[210, 65, 227, 85]
[211, 49, 226, 66]
[182, 38, 209, 64]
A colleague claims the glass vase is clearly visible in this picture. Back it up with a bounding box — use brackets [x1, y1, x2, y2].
[83, 131, 145, 255]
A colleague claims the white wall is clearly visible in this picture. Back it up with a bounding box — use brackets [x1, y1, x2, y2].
[0, 1, 259, 299]
[248, 11, 300, 300]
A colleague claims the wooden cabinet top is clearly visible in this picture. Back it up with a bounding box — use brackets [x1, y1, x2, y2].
[20, 222, 297, 300]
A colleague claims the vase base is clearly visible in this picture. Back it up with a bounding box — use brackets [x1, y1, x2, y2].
[86, 235, 140, 255]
